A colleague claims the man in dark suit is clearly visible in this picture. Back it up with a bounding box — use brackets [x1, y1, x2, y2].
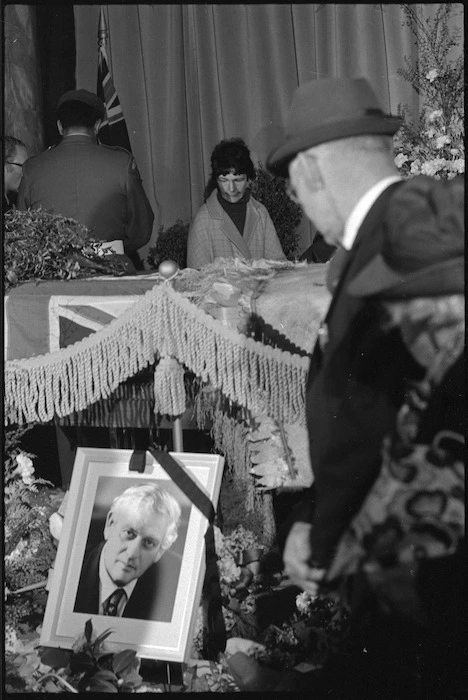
[266, 77, 464, 695]
[74, 483, 181, 621]
[17, 89, 153, 267]
[267, 77, 408, 589]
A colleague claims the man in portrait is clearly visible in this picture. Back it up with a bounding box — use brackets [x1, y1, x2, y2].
[74, 483, 182, 621]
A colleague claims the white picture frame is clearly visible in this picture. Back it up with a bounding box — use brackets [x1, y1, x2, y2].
[40, 448, 224, 663]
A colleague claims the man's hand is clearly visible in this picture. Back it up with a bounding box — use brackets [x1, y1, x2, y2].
[283, 521, 326, 596]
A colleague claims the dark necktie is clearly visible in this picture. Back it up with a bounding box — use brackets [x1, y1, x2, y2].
[326, 247, 350, 293]
[103, 588, 126, 616]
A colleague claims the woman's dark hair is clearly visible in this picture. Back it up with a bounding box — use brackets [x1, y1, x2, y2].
[57, 100, 100, 129]
[204, 137, 256, 200]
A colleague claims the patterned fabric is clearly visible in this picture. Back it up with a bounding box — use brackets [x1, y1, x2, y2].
[187, 189, 286, 269]
[328, 349, 465, 583]
[102, 588, 126, 616]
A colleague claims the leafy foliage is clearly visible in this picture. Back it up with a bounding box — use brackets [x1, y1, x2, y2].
[4, 207, 129, 292]
[254, 593, 350, 671]
[251, 163, 303, 260]
[4, 424, 63, 628]
[146, 218, 189, 270]
[394, 3, 464, 179]
[37, 619, 143, 692]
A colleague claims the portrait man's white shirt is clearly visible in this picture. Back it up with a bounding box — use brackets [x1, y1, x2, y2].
[98, 551, 138, 616]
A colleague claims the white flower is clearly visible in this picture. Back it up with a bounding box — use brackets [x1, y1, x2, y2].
[14, 452, 35, 485]
[217, 554, 241, 584]
[424, 126, 437, 139]
[428, 109, 443, 122]
[394, 153, 409, 168]
[296, 590, 316, 614]
[410, 160, 422, 175]
[425, 69, 439, 83]
[420, 159, 447, 176]
[435, 135, 451, 149]
[452, 158, 465, 173]
[5, 625, 18, 653]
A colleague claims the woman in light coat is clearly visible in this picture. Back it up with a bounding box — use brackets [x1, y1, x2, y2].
[187, 137, 285, 268]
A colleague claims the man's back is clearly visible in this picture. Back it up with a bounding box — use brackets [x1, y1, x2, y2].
[18, 134, 153, 253]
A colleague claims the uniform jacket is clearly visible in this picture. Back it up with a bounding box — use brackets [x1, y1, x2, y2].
[186, 189, 286, 268]
[73, 542, 179, 622]
[17, 135, 154, 253]
[294, 177, 447, 567]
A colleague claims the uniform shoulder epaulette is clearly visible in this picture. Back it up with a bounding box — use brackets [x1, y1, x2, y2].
[99, 142, 132, 157]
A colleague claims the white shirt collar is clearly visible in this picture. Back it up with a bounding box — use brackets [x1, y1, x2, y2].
[341, 175, 402, 251]
[98, 549, 138, 615]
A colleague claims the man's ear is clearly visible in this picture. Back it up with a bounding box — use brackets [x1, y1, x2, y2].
[103, 511, 114, 541]
[296, 151, 324, 192]
[57, 120, 64, 136]
[94, 119, 102, 135]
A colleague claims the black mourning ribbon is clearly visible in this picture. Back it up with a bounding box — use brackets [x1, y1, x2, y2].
[129, 448, 226, 659]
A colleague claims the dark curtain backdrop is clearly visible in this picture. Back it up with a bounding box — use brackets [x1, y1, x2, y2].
[4, 4, 463, 258]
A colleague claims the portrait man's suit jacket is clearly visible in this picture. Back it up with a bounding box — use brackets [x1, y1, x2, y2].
[73, 541, 179, 622]
[296, 177, 439, 567]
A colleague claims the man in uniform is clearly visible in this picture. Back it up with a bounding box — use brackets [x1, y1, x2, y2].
[18, 89, 153, 267]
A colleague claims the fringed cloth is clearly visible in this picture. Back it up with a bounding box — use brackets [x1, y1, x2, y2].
[5, 282, 309, 426]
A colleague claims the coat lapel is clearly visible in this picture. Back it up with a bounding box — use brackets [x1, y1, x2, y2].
[325, 180, 404, 323]
[220, 214, 252, 258]
[207, 191, 252, 258]
[242, 199, 260, 249]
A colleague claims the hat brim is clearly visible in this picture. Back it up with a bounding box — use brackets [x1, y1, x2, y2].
[347, 254, 465, 299]
[267, 115, 402, 177]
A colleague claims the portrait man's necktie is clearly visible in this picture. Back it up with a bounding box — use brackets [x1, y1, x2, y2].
[103, 588, 126, 616]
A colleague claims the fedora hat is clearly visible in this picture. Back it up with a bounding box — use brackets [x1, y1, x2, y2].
[267, 78, 402, 177]
[348, 175, 465, 299]
[57, 89, 106, 121]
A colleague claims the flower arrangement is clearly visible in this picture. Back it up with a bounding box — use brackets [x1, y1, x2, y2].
[254, 591, 349, 672]
[4, 207, 129, 292]
[192, 525, 265, 657]
[394, 3, 464, 180]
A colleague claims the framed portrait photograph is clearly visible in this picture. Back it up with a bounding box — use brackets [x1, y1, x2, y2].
[40, 448, 224, 662]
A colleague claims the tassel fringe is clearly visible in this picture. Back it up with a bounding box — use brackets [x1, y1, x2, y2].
[5, 284, 308, 426]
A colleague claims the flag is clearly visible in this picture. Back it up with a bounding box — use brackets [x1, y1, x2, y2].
[5, 276, 159, 359]
[97, 12, 132, 152]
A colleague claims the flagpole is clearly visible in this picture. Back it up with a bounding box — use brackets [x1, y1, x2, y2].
[98, 7, 108, 49]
